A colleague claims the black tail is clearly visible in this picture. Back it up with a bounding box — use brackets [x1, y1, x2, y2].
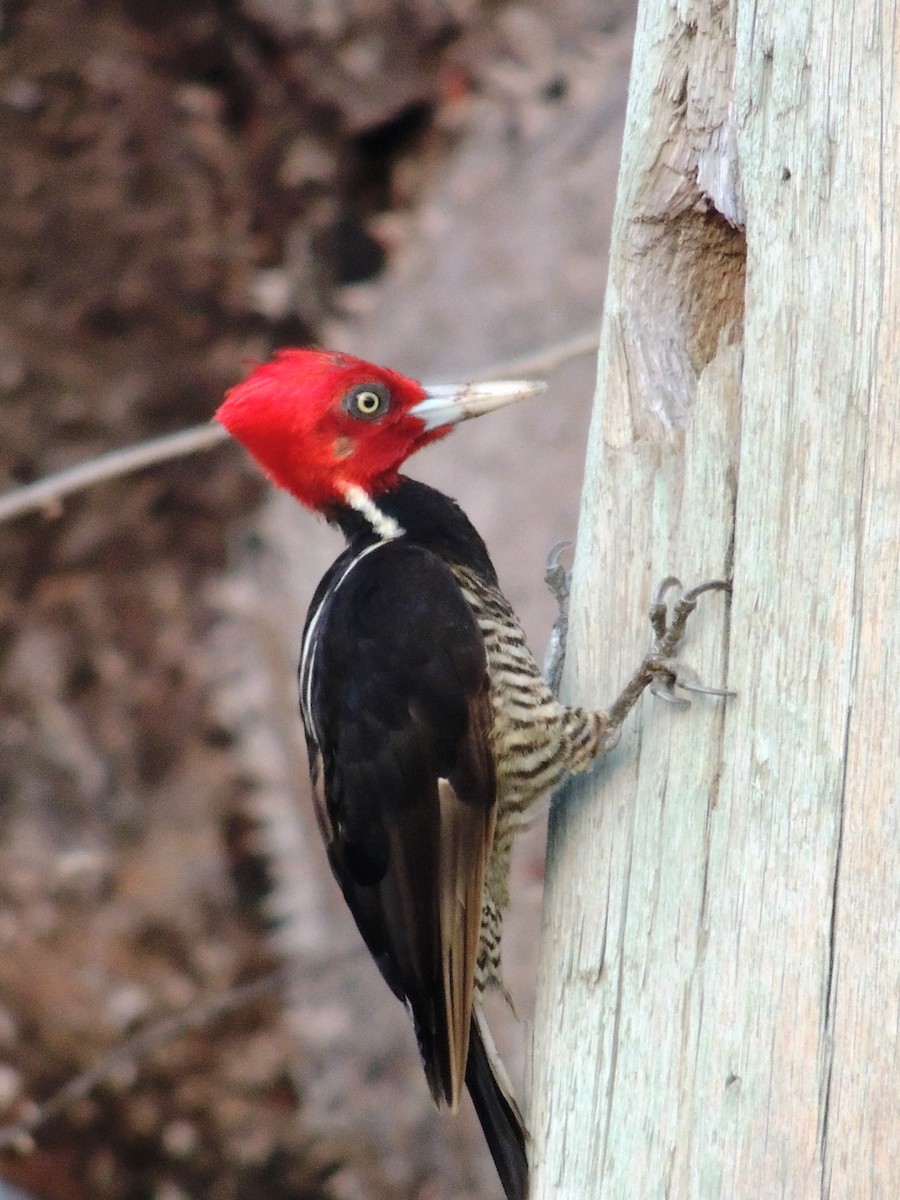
[465, 1011, 529, 1200]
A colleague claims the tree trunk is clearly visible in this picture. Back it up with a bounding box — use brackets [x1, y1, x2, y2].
[530, 2, 899, 1198]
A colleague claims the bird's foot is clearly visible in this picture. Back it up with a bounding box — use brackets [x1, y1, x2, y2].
[542, 540, 574, 695]
[645, 577, 735, 708]
[605, 577, 733, 729]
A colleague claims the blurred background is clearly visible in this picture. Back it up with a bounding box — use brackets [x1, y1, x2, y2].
[0, 1, 635, 1196]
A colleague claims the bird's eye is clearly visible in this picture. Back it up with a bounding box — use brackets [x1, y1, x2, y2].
[344, 382, 391, 421]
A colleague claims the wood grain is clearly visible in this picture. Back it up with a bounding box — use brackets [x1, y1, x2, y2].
[530, 3, 899, 1197]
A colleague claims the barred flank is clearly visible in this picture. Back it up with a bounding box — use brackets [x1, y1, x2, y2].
[450, 565, 612, 989]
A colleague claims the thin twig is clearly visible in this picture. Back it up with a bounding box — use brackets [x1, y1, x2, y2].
[0, 332, 599, 525]
[0, 940, 368, 1153]
[0, 424, 228, 523]
[465, 329, 598, 382]
[0, 970, 284, 1154]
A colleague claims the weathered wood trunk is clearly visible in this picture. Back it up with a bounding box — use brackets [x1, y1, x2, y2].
[530, 2, 899, 1197]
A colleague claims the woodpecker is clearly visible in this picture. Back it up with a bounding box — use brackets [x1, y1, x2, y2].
[216, 349, 730, 1200]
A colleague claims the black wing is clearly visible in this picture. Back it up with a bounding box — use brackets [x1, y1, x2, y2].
[300, 540, 496, 1108]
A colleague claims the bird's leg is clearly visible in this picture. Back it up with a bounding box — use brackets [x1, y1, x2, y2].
[605, 577, 734, 731]
[542, 540, 574, 695]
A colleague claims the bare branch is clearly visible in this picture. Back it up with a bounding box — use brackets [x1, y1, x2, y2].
[0, 939, 368, 1154]
[0, 332, 598, 526]
[467, 329, 598, 381]
[0, 971, 286, 1153]
[0, 423, 228, 524]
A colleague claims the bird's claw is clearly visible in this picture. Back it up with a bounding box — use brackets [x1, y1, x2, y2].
[648, 577, 733, 707]
[680, 678, 736, 698]
[649, 657, 735, 708]
[591, 575, 733, 732]
[650, 656, 696, 707]
[542, 541, 574, 694]
[544, 540, 574, 603]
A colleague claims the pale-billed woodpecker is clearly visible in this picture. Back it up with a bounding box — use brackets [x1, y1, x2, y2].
[216, 349, 730, 1200]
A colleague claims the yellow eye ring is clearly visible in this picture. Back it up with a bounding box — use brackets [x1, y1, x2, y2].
[344, 381, 391, 421]
[356, 390, 381, 414]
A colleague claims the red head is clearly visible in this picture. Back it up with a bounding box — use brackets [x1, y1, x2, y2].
[216, 348, 545, 512]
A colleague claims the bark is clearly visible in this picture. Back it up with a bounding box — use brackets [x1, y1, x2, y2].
[530, 2, 899, 1197]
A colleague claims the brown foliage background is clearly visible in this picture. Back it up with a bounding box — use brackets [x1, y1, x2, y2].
[0, 2, 633, 1197]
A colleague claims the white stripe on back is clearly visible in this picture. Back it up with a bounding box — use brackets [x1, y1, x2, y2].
[299, 540, 391, 747]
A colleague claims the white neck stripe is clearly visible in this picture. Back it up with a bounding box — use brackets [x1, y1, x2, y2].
[341, 482, 405, 541]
